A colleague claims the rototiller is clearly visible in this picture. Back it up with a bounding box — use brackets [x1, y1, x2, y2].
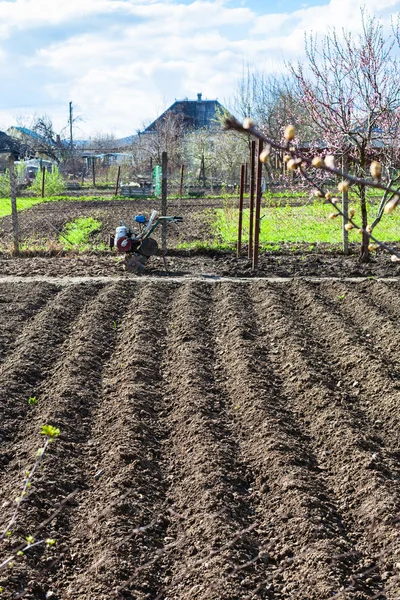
[110, 210, 183, 273]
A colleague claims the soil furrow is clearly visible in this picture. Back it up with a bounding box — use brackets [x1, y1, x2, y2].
[159, 282, 266, 600]
[318, 281, 400, 378]
[280, 280, 400, 598]
[62, 282, 175, 600]
[212, 282, 378, 600]
[290, 281, 400, 451]
[0, 284, 101, 462]
[0, 282, 132, 599]
[0, 283, 59, 367]
[367, 281, 400, 320]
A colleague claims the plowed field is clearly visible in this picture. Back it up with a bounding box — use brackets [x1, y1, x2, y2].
[1, 278, 400, 599]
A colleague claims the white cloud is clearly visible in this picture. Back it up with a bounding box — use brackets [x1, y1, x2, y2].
[1, 0, 400, 137]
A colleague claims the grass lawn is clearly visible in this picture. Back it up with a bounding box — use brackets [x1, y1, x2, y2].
[212, 202, 400, 247]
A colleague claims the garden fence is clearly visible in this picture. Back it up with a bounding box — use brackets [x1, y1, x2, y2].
[1, 154, 400, 259]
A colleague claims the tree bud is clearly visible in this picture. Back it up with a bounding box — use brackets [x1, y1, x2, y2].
[312, 157, 323, 168]
[328, 213, 339, 219]
[284, 125, 296, 141]
[384, 198, 399, 215]
[287, 159, 298, 171]
[259, 147, 271, 163]
[243, 118, 254, 130]
[324, 155, 335, 169]
[349, 208, 355, 218]
[344, 223, 354, 231]
[370, 161, 382, 179]
[338, 180, 350, 193]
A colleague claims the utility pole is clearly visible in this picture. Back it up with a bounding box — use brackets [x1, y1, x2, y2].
[69, 101, 73, 149]
[69, 101, 75, 177]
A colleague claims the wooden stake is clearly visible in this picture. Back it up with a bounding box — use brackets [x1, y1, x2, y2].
[92, 157, 96, 188]
[41, 167, 46, 198]
[8, 155, 19, 256]
[179, 164, 185, 199]
[342, 154, 349, 255]
[248, 141, 256, 259]
[252, 139, 263, 271]
[115, 165, 121, 196]
[237, 164, 245, 257]
[161, 151, 168, 256]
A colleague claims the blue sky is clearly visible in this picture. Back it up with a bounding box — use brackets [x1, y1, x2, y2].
[0, 0, 398, 138]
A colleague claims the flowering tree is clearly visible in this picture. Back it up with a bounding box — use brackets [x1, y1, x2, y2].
[289, 13, 400, 261]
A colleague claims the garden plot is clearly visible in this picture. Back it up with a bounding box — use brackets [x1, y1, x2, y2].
[1, 279, 400, 599]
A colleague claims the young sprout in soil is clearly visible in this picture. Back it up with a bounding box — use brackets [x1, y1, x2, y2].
[0, 425, 60, 579]
[28, 396, 37, 406]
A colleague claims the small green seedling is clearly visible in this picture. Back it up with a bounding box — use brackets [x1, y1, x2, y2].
[28, 396, 37, 406]
[40, 425, 60, 438]
[338, 293, 346, 301]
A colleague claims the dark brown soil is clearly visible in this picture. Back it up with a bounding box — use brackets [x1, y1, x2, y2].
[0, 250, 400, 279]
[1, 278, 400, 599]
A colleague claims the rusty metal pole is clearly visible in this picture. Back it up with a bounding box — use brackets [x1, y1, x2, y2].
[253, 139, 263, 271]
[41, 167, 46, 198]
[92, 157, 96, 188]
[115, 165, 121, 196]
[161, 151, 168, 257]
[342, 154, 349, 255]
[244, 162, 248, 194]
[248, 141, 256, 259]
[179, 164, 185, 199]
[8, 155, 19, 256]
[237, 164, 245, 257]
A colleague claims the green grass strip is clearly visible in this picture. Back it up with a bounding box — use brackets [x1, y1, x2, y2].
[212, 203, 400, 245]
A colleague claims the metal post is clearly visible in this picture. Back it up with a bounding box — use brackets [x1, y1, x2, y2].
[248, 140, 256, 259]
[244, 162, 248, 194]
[237, 164, 245, 257]
[161, 151, 168, 255]
[342, 154, 349, 255]
[92, 157, 96, 188]
[115, 165, 121, 196]
[179, 164, 185, 199]
[8, 155, 19, 256]
[41, 167, 46, 198]
[253, 139, 263, 271]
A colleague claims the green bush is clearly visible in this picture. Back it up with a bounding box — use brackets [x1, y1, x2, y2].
[30, 166, 66, 196]
[0, 172, 9, 197]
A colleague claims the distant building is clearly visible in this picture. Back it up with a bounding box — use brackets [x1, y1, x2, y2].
[144, 93, 226, 133]
[0, 130, 29, 171]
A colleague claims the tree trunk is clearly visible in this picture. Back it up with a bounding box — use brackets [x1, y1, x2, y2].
[359, 184, 369, 263]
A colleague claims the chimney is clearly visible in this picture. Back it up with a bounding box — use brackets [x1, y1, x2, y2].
[197, 93, 202, 101]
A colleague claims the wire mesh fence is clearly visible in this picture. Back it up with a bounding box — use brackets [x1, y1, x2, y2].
[1, 152, 400, 260]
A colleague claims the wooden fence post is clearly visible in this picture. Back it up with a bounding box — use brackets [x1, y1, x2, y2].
[179, 164, 185, 199]
[248, 140, 256, 259]
[252, 139, 263, 271]
[41, 167, 46, 198]
[237, 164, 245, 257]
[115, 165, 121, 196]
[8, 155, 19, 256]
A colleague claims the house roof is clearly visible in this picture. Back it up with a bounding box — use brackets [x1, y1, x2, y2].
[144, 93, 225, 132]
[0, 131, 25, 157]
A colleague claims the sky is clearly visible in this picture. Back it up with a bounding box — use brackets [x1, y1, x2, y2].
[0, 0, 399, 139]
